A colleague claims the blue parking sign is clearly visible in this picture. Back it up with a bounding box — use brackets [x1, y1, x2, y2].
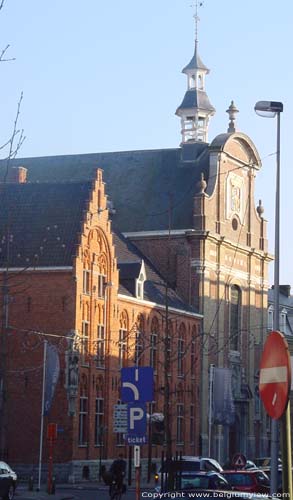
[127, 402, 147, 434]
[121, 367, 154, 403]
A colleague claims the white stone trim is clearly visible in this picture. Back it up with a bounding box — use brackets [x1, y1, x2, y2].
[191, 259, 269, 287]
[118, 294, 203, 319]
[123, 229, 189, 238]
[0, 266, 73, 272]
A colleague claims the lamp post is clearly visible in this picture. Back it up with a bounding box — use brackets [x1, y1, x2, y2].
[254, 101, 292, 497]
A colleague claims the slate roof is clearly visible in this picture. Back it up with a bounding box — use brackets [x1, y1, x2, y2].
[268, 286, 293, 336]
[176, 89, 215, 113]
[0, 181, 92, 267]
[182, 43, 209, 73]
[0, 146, 212, 233]
[113, 231, 196, 313]
[0, 181, 196, 313]
[268, 287, 293, 309]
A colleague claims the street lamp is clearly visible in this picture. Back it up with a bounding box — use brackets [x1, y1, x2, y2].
[254, 100, 291, 497]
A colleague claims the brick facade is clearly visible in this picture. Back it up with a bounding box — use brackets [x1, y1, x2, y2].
[1, 170, 201, 479]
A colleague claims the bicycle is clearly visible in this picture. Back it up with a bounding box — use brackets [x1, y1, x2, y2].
[109, 479, 124, 500]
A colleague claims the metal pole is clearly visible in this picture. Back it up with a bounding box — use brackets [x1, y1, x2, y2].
[37, 340, 47, 491]
[147, 403, 152, 482]
[208, 364, 214, 457]
[275, 110, 293, 499]
[270, 111, 280, 496]
[134, 446, 141, 500]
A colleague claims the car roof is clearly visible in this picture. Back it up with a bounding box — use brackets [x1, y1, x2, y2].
[181, 471, 221, 476]
[223, 469, 261, 474]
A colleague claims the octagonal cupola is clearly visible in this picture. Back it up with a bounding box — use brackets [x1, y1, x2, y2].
[176, 6, 215, 144]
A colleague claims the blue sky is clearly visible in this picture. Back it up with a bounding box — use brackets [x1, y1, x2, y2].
[1, 0, 292, 285]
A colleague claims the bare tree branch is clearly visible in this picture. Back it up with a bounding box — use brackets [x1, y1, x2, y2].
[2, 92, 26, 182]
[0, 0, 5, 12]
[0, 44, 15, 63]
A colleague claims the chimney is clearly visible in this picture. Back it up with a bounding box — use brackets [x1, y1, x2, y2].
[7, 166, 27, 183]
[272, 284, 291, 298]
[280, 285, 291, 298]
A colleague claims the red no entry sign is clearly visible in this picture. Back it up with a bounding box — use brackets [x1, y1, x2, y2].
[259, 330, 291, 420]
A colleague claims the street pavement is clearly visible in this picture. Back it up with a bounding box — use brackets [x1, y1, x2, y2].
[15, 480, 155, 500]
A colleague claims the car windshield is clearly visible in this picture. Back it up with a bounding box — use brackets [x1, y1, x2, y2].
[181, 476, 210, 489]
[224, 473, 254, 486]
[255, 471, 270, 485]
[160, 461, 201, 473]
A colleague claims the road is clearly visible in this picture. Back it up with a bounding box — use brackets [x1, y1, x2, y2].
[58, 487, 148, 499]
[15, 484, 155, 500]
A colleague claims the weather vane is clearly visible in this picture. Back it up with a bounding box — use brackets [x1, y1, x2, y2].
[190, 0, 204, 43]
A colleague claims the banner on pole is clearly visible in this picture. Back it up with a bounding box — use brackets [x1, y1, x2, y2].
[212, 367, 235, 425]
[44, 344, 60, 416]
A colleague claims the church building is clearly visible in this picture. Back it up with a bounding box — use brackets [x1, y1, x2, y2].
[0, 10, 272, 471]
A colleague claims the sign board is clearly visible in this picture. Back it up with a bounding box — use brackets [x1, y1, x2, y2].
[231, 453, 246, 469]
[126, 434, 148, 445]
[259, 330, 291, 420]
[113, 404, 128, 433]
[134, 446, 140, 467]
[127, 403, 147, 434]
[125, 402, 147, 445]
[121, 367, 154, 403]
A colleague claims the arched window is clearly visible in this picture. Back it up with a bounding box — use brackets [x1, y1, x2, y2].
[280, 308, 287, 334]
[134, 315, 144, 366]
[268, 305, 274, 331]
[119, 311, 128, 368]
[191, 327, 197, 378]
[230, 285, 241, 351]
[79, 375, 88, 446]
[95, 378, 104, 446]
[150, 317, 159, 372]
[178, 323, 186, 377]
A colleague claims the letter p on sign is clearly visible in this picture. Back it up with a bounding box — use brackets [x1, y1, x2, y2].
[129, 407, 144, 430]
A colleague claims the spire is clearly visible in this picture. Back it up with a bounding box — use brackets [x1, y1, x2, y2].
[176, 2, 215, 144]
[226, 100, 239, 133]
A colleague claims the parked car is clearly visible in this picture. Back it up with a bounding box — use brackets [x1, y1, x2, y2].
[223, 459, 257, 470]
[178, 471, 232, 491]
[155, 456, 223, 491]
[254, 457, 282, 468]
[262, 466, 284, 494]
[244, 460, 258, 470]
[0, 462, 17, 500]
[222, 469, 270, 494]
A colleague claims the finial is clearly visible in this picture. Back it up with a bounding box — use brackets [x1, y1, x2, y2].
[257, 199, 264, 217]
[190, 1, 204, 44]
[197, 172, 207, 194]
[226, 100, 239, 133]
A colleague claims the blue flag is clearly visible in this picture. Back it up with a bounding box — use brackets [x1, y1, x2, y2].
[212, 367, 235, 425]
[44, 344, 60, 416]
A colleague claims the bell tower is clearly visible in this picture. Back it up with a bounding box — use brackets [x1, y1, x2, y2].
[176, 2, 215, 144]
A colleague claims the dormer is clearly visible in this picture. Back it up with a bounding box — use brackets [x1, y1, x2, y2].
[136, 261, 146, 300]
[118, 260, 146, 300]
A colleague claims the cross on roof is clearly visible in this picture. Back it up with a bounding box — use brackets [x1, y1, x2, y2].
[190, 0, 204, 42]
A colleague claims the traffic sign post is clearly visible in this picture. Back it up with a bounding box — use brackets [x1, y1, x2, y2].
[121, 367, 154, 500]
[259, 330, 292, 498]
[113, 404, 128, 433]
[231, 453, 246, 469]
[121, 367, 154, 402]
[259, 330, 291, 419]
[134, 445, 141, 500]
[126, 402, 147, 445]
